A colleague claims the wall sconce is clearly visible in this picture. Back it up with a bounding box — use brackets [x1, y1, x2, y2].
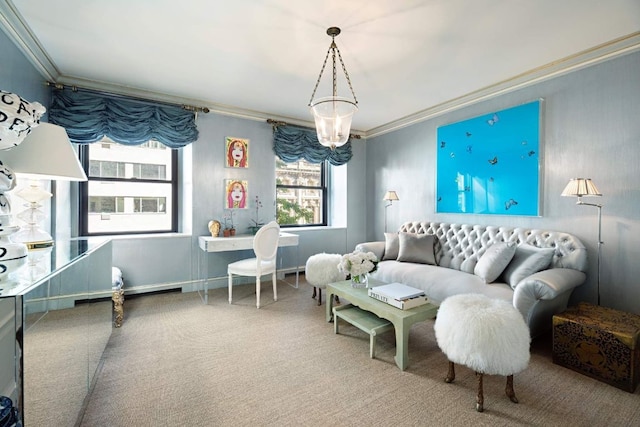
[561, 178, 603, 305]
[2, 123, 87, 250]
[383, 191, 399, 232]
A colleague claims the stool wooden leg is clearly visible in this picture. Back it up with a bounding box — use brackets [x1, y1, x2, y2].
[476, 373, 484, 412]
[312, 287, 317, 299]
[445, 361, 456, 383]
[318, 288, 322, 306]
[505, 375, 518, 403]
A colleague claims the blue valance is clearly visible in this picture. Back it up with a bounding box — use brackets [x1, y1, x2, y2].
[48, 89, 198, 148]
[272, 125, 352, 166]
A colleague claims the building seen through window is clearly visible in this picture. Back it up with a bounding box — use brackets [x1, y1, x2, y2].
[275, 157, 326, 226]
[80, 137, 177, 235]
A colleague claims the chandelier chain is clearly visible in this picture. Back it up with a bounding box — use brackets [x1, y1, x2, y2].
[308, 46, 332, 106]
[335, 47, 358, 105]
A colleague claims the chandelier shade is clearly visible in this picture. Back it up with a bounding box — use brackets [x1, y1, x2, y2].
[308, 27, 358, 150]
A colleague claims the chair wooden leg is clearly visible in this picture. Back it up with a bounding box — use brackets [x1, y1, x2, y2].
[445, 361, 456, 383]
[272, 271, 277, 302]
[317, 288, 322, 306]
[505, 375, 518, 403]
[476, 373, 484, 412]
[256, 276, 261, 308]
[228, 274, 233, 304]
[312, 287, 317, 299]
[335, 295, 340, 304]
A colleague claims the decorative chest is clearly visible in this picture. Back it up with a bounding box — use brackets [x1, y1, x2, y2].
[553, 303, 640, 392]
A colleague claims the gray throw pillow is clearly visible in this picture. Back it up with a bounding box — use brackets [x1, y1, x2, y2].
[502, 244, 555, 289]
[473, 242, 517, 283]
[382, 232, 400, 260]
[397, 232, 436, 265]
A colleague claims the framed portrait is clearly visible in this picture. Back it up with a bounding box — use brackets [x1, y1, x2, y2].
[436, 100, 542, 216]
[225, 179, 248, 209]
[225, 137, 249, 168]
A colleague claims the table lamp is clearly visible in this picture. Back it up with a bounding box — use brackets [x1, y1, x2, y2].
[1, 123, 87, 250]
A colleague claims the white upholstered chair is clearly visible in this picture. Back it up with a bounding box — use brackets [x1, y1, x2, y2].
[227, 221, 280, 308]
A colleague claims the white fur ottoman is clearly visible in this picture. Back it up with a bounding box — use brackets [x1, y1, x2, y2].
[305, 253, 345, 306]
[434, 293, 530, 412]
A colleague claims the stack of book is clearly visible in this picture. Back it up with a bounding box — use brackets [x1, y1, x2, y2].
[368, 283, 429, 310]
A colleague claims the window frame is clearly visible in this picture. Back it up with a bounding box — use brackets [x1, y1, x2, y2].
[275, 157, 328, 228]
[79, 142, 179, 236]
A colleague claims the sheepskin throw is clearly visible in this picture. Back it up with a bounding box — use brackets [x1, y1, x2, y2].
[434, 293, 530, 376]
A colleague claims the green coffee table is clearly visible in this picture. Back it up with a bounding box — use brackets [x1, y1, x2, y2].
[326, 280, 438, 371]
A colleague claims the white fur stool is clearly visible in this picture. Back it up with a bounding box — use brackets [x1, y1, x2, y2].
[434, 293, 530, 412]
[305, 253, 345, 306]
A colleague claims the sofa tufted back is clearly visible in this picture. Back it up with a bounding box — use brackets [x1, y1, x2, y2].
[399, 221, 588, 274]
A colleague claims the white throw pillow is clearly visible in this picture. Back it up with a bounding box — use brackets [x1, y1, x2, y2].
[474, 242, 517, 283]
[382, 232, 400, 260]
[502, 244, 555, 289]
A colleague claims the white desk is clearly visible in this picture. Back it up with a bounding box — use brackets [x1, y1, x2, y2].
[197, 232, 299, 303]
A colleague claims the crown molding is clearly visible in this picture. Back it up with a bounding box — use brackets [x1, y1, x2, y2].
[0, 0, 59, 81]
[365, 31, 640, 139]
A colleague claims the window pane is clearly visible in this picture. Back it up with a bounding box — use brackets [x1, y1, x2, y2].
[277, 159, 321, 186]
[276, 188, 321, 225]
[87, 181, 173, 233]
[87, 141, 172, 180]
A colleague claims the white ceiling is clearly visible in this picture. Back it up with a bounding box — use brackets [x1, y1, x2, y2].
[2, 0, 640, 137]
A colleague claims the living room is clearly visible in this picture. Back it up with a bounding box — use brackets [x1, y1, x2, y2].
[1, 1, 639, 425]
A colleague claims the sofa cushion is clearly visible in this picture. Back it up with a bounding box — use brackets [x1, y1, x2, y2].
[397, 232, 436, 265]
[502, 244, 555, 289]
[382, 232, 400, 260]
[474, 242, 517, 283]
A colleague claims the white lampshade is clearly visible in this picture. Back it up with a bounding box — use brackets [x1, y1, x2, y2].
[383, 191, 399, 202]
[561, 178, 602, 198]
[0, 123, 87, 181]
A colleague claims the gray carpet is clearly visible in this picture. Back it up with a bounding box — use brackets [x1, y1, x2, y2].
[77, 278, 640, 426]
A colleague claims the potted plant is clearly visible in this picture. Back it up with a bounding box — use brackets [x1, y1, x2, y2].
[248, 195, 264, 235]
[223, 210, 235, 237]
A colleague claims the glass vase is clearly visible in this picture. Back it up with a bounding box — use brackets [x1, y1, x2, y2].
[350, 273, 368, 289]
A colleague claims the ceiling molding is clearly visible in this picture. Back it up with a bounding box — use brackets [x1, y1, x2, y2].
[365, 31, 640, 139]
[0, 0, 59, 81]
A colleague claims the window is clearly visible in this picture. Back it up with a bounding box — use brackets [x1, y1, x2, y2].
[80, 137, 177, 235]
[275, 157, 327, 226]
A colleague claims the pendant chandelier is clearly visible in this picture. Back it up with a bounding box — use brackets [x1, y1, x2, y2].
[308, 27, 358, 150]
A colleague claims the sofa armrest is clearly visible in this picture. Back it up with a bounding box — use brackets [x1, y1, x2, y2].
[513, 268, 586, 316]
[355, 241, 385, 261]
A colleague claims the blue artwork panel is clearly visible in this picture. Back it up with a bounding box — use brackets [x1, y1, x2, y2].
[436, 100, 541, 216]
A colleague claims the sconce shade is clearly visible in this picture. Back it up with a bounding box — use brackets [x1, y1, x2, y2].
[561, 178, 602, 198]
[384, 191, 399, 202]
[0, 123, 87, 181]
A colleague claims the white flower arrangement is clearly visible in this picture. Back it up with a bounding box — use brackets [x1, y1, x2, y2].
[338, 251, 379, 277]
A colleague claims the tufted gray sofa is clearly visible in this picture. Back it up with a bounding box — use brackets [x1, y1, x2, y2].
[356, 221, 588, 338]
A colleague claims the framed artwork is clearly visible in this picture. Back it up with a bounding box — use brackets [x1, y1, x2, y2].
[225, 137, 249, 168]
[225, 179, 248, 209]
[436, 100, 542, 216]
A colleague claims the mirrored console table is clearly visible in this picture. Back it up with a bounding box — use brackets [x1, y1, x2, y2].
[0, 238, 112, 426]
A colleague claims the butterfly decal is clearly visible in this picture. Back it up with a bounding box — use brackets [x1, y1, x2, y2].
[450, 152, 455, 158]
[488, 156, 498, 165]
[487, 113, 499, 126]
[464, 186, 471, 192]
[440, 141, 446, 148]
[437, 197, 442, 202]
[528, 150, 536, 157]
[466, 145, 473, 154]
[505, 198, 518, 210]
[521, 140, 528, 145]
[465, 131, 472, 137]
[489, 177, 494, 182]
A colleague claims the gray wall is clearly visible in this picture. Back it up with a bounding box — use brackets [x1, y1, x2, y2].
[366, 51, 640, 315]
